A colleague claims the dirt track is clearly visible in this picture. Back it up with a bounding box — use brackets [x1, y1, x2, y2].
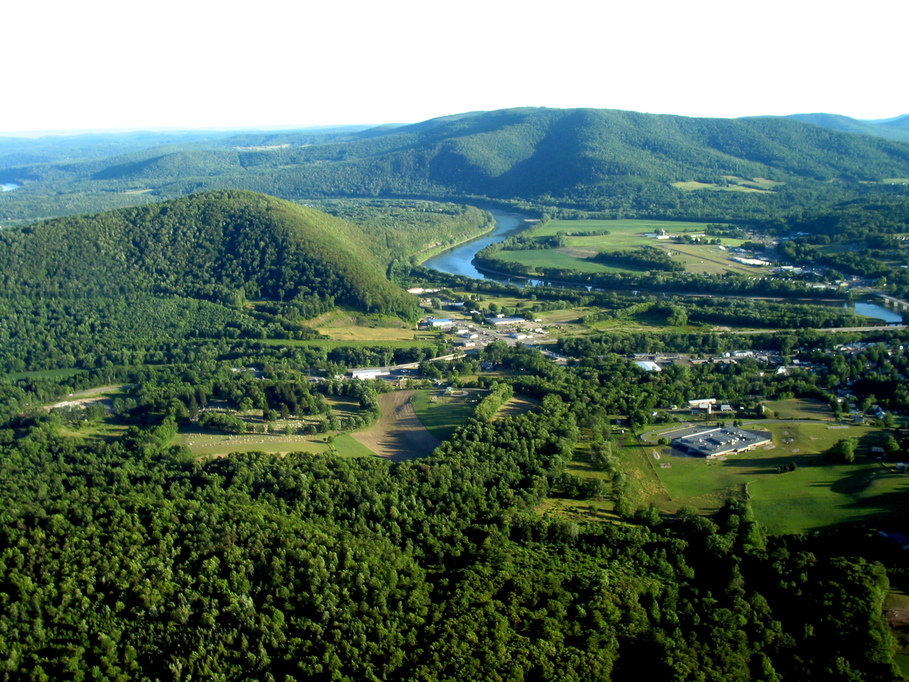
[352, 390, 440, 461]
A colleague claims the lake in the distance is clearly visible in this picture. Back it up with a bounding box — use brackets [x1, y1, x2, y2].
[1, 183, 20, 192]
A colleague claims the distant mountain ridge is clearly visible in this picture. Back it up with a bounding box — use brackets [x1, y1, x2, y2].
[3, 107, 909, 221]
[781, 113, 909, 142]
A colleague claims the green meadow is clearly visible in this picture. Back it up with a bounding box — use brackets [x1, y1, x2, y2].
[411, 388, 481, 441]
[636, 420, 908, 533]
[494, 218, 761, 277]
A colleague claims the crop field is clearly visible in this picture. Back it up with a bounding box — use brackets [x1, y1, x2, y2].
[351, 390, 440, 460]
[411, 388, 480, 441]
[494, 219, 762, 277]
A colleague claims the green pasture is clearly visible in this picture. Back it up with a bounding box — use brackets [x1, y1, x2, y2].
[672, 176, 781, 193]
[411, 388, 481, 440]
[57, 422, 129, 443]
[532, 218, 718, 237]
[493, 218, 760, 277]
[763, 398, 835, 421]
[495, 248, 619, 273]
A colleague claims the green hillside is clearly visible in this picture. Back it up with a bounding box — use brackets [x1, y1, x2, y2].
[4, 107, 909, 223]
[0, 190, 417, 317]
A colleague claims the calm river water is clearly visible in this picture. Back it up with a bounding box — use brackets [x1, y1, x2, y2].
[421, 209, 529, 279]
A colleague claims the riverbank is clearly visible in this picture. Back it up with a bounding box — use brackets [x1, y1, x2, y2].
[412, 211, 497, 264]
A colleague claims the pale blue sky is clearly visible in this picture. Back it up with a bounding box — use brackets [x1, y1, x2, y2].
[3, 0, 907, 134]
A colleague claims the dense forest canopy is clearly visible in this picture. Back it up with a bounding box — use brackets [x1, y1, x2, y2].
[3, 107, 909, 225]
[0, 190, 421, 319]
[1, 107, 908, 679]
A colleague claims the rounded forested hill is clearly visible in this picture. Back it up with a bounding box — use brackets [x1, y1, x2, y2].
[0, 190, 420, 319]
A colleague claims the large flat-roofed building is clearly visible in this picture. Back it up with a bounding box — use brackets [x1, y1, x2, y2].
[671, 426, 772, 458]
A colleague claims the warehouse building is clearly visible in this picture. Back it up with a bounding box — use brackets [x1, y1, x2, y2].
[671, 426, 771, 458]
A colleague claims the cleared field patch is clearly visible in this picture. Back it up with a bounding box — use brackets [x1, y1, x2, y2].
[7, 368, 85, 381]
[351, 390, 440, 460]
[495, 248, 618, 273]
[534, 218, 717, 237]
[885, 590, 909, 678]
[411, 388, 480, 441]
[495, 394, 539, 419]
[639, 420, 909, 532]
[180, 430, 333, 458]
[493, 218, 760, 278]
[672, 176, 780, 193]
[764, 398, 835, 421]
[312, 310, 420, 342]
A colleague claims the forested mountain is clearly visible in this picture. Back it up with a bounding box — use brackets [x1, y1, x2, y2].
[783, 113, 909, 143]
[4, 107, 909, 224]
[0, 190, 419, 319]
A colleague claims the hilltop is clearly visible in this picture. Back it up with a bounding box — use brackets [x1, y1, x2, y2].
[4, 107, 909, 224]
[0, 189, 419, 318]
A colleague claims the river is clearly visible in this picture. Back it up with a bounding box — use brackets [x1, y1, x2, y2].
[422, 209, 906, 324]
[421, 209, 530, 279]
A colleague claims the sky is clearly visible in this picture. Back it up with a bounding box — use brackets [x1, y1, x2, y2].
[2, 0, 908, 135]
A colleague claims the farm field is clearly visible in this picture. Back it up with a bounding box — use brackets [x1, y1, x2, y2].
[411, 388, 481, 441]
[351, 390, 440, 460]
[493, 218, 762, 277]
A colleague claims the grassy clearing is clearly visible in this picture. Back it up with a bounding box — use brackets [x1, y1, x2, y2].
[884, 589, 909, 678]
[639, 420, 908, 532]
[351, 390, 440, 460]
[179, 430, 334, 458]
[672, 176, 781, 193]
[7, 368, 85, 380]
[534, 218, 717, 237]
[311, 310, 420, 342]
[494, 218, 762, 278]
[411, 388, 481, 440]
[57, 422, 129, 442]
[333, 433, 377, 457]
[261, 338, 438, 351]
[495, 394, 539, 419]
[764, 398, 835, 421]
